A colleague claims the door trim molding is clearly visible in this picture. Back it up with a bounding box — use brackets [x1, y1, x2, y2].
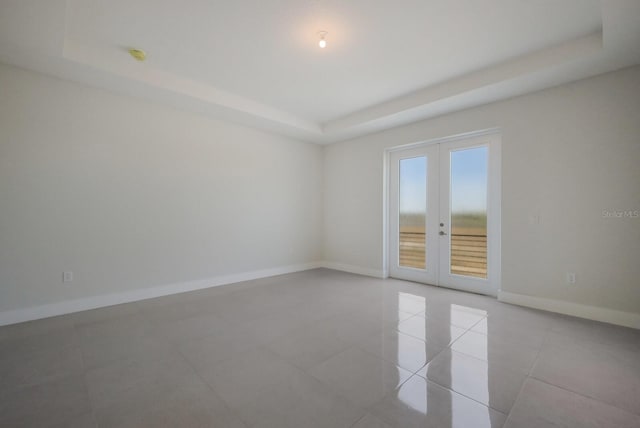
[386, 128, 501, 153]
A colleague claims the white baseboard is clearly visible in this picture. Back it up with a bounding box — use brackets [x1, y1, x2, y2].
[0, 262, 323, 327]
[498, 290, 640, 329]
[320, 261, 386, 279]
[14, 263, 635, 330]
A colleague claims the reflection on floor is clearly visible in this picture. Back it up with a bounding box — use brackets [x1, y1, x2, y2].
[1, 268, 639, 427]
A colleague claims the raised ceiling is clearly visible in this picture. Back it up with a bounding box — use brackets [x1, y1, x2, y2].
[1, 0, 639, 143]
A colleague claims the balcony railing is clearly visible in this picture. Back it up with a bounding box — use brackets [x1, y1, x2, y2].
[399, 227, 487, 278]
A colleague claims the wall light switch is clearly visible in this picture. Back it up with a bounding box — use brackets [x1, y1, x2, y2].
[566, 272, 576, 284]
[63, 271, 73, 283]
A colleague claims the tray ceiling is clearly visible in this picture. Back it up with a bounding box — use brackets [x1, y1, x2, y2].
[1, 0, 639, 143]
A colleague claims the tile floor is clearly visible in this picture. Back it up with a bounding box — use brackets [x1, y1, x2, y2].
[1, 268, 639, 427]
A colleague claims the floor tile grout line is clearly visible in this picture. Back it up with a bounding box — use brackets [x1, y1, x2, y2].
[415, 313, 537, 420]
[509, 320, 640, 422]
[298, 341, 414, 422]
[424, 345, 529, 375]
[414, 360, 520, 417]
[71, 321, 100, 428]
[353, 314, 508, 421]
[527, 375, 640, 418]
[173, 342, 251, 427]
[404, 374, 510, 418]
[348, 413, 368, 428]
[345, 340, 421, 378]
[390, 313, 489, 373]
[502, 376, 527, 426]
[414, 315, 522, 418]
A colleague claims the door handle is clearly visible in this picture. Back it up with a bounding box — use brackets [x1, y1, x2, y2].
[439, 231, 447, 236]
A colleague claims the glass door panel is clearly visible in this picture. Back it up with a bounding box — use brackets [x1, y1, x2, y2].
[449, 147, 488, 278]
[438, 135, 499, 295]
[389, 145, 439, 285]
[399, 157, 427, 269]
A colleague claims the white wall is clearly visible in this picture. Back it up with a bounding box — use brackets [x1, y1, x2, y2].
[324, 65, 640, 319]
[0, 63, 323, 315]
[2, 62, 639, 327]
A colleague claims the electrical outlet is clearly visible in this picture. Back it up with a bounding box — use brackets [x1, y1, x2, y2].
[63, 271, 73, 283]
[566, 272, 576, 284]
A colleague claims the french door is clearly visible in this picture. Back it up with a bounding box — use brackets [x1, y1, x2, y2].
[388, 134, 501, 296]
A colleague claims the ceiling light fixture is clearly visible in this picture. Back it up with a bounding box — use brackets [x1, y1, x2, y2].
[128, 48, 146, 61]
[318, 31, 328, 49]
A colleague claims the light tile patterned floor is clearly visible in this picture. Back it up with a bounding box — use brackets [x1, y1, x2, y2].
[1, 268, 639, 427]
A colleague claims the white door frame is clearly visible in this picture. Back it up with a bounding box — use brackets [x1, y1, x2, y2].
[388, 145, 439, 285]
[384, 129, 501, 297]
